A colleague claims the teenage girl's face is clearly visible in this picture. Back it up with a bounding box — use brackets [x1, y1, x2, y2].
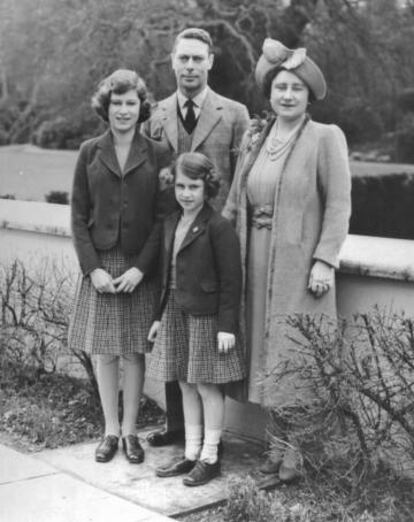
[108, 89, 140, 134]
[175, 169, 205, 213]
[270, 70, 309, 124]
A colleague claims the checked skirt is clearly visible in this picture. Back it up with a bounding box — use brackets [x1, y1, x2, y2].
[68, 246, 157, 355]
[147, 290, 246, 384]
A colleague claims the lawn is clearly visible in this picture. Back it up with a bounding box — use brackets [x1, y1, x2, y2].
[0, 144, 77, 201]
[2, 144, 414, 202]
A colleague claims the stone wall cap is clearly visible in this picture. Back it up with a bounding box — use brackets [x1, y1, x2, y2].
[0, 199, 70, 237]
[340, 234, 414, 282]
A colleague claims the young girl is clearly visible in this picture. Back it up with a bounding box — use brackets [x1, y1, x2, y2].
[147, 152, 245, 487]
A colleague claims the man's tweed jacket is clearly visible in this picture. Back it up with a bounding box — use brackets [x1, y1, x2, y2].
[143, 88, 249, 210]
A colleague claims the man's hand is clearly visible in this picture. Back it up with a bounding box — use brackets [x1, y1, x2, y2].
[148, 321, 161, 342]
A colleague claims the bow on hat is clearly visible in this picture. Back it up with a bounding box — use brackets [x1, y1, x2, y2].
[262, 39, 307, 70]
[255, 38, 327, 101]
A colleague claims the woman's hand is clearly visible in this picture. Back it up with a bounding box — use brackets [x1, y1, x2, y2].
[90, 268, 116, 294]
[148, 321, 161, 342]
[218, 332, 236, 354]
[308, 260, 334, 298]
[113, 267, 143, 293]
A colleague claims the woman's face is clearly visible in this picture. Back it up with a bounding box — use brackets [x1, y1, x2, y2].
[270, 70, 309, 123]
[108, 89, 140, 133]
[175, 169, 205, 213]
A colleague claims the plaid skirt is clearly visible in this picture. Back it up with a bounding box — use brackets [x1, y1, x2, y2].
[68, 246, 157, 355]
[147, 290, 246, 384]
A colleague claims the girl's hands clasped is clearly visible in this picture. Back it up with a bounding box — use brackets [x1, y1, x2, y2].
[90, 267, 143, 294]
[217, 332, 236, 354]
[90, 268, 116, 294]
[113, 267, 143, 293]
[308, 260, 334, 298]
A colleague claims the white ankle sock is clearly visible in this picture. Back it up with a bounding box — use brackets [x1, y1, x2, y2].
[184, 424, 203, 461]
[200, 428, 221, 464]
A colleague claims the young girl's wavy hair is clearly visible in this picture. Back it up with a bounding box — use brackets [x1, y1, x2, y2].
[91, 69, 151, 124]
[172, 152, 221, 200]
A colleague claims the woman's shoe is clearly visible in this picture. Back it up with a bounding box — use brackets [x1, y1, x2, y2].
[258, 455, 283, 474]
[95, 435, 119, 463]
[122, 435, 144, 464]
[278, 448, 302, 483]
[156, 457, 196, 477]
[182, 459, 221, 487]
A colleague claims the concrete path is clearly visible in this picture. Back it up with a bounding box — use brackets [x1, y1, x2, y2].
[4, 428, 262, 519]
[0, 444, 173, 522]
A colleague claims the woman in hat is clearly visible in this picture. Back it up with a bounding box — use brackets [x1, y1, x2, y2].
[69, 69, 170, 465]
[223, 39, 351, 483]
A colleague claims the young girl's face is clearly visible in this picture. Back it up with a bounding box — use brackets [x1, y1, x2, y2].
[175, 169, 206, 213]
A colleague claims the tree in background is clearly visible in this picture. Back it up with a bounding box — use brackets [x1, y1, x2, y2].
[0, 0, 413, 153]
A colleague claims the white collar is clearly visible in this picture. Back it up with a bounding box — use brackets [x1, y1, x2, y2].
[177, 86, 209, 111]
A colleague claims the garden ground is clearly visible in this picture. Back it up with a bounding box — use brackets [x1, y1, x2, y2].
[1, 364, 414, 521]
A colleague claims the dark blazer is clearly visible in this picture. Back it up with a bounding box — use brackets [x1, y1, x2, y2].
[71, 129, 171, 275]
[158, 203, 242, 334]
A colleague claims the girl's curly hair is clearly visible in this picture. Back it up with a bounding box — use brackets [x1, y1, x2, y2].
[91, 69, 151, 124]
[172, 152, 221, 200]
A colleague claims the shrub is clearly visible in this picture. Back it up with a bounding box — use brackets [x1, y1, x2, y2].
[395, 127, 414, 163]
[0, 194, 16, 200]
[350, 173, 414, 239]
[224, 476, 289, 522]
[0, 259, 98, 399]
[45, 190, 69, 205]
[262, 309, 414, 494]
[33, 117, 83, 150]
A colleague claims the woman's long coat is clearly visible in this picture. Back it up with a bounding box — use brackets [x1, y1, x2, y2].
[223, 117, 351, 406]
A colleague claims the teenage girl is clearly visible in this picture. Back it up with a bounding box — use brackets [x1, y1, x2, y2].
[147, 152, 245, 487]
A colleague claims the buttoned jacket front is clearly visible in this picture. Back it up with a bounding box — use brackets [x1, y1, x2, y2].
[142, 89, 250, 210]
[71, 129, 171, 275]
[158, 203, 242, 334]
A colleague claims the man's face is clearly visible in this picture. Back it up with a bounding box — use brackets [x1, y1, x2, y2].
[171, 38, 214, 97]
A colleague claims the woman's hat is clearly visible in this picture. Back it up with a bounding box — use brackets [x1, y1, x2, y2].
[255, 38, 327, 100]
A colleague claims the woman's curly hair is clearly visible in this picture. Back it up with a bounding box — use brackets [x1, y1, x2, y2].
[91, 69, 151, 124]
[172, 152, 221, 200]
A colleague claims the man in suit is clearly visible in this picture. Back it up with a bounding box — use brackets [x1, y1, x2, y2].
[144, 27, 249, 446]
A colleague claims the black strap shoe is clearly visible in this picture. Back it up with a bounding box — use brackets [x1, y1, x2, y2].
[122, 435, 144, 464]
[146, 428, 184, 447]
[156, 457, 197, 477]
[182, 459, 221, 487]
[95, 435, 119, 463]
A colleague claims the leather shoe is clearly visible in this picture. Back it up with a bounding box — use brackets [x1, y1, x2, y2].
[278, 448, 302, 483]
[156, 457, 196, 477]
[146, 428, 184, 447]
[95, 435, 119, 463]
[182, 459, 221, 487]
[258, 455, 283, 474]
[122, 435, 144, 464]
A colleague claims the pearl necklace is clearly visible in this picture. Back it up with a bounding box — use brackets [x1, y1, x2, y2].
[265, 120, 300, 161]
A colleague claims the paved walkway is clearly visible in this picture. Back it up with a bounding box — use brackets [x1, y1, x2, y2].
[0, 429, 263, 521]
[0, 443, 172, 522]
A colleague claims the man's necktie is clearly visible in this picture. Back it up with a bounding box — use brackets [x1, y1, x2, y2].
[184, 99, 197, 134]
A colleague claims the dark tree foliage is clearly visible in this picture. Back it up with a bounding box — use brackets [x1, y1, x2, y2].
[0, 0, 413, 151]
